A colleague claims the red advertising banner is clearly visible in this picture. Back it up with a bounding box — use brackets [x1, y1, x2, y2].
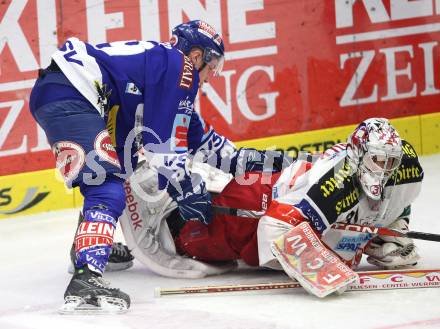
[1, 0, 440, 176]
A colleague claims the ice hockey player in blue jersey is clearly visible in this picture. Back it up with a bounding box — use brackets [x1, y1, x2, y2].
[29, 19, 282, 314]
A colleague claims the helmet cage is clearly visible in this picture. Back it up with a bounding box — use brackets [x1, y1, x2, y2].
[347, 118, 403, 200]
[357, 144, 402, 200]
[361, 144, 402, 175]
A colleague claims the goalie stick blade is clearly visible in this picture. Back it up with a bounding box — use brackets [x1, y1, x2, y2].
[58, 296, 129, 315]
[155, 268, 440, 297]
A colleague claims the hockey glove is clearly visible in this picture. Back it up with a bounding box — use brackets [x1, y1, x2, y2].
[364, 218, 420, 269]
[167, 172, 212, 225]
[230, 148, 293, 176]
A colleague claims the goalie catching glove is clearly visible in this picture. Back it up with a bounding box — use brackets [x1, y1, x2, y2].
[364, 218, 420, 269]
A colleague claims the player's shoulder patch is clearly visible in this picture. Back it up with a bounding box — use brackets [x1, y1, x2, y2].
[387, 140, 423, 186]
[401, 140, 419, 159]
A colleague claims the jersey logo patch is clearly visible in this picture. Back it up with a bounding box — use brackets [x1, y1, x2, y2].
[94, 130, 121, 168]
[306, 157, 357, 224]
[179, 55, 194, 89]
[295, 199, 327, 233]
[178, 96, 194, 114]
[52, 141, 86, 183]
[335, 234, 371, 252]
[171, 114, 190, 151]
[94, 81, 112, 116]
[125, 82, 142, 95]
[388, 141, 423, 186]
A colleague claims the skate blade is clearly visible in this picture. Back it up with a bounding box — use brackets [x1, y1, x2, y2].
[58, 296, 129, 315]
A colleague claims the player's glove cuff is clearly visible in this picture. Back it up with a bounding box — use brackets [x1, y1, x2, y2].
[230, 148, 293, 176]
[167, 173, 212, 225]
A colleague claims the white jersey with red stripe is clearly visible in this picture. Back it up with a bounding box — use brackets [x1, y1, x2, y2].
[257, 142, 423, 269]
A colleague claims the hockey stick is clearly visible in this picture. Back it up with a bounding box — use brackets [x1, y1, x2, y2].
[155, 268, 440, 297]
[212, 205, 440, 242]
[332, 223, 440, 242]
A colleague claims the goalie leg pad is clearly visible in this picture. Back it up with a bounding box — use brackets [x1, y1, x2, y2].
[270, 222, 358, 298]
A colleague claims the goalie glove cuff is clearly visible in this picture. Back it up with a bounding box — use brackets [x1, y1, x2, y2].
[365, 241, 420, 268]
[364, 218, 420, 269]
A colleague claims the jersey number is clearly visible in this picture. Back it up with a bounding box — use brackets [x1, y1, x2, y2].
[345, 209, 359, 224]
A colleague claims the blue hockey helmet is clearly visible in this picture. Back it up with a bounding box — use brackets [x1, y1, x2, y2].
[171, 20, 225, 76]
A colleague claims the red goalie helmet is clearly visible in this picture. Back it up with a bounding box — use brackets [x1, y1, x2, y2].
[346, 118, 403, 200]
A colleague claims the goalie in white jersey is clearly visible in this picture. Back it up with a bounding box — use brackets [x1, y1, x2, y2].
[120, 118, 424, 298]
[256, 118, 423, 296]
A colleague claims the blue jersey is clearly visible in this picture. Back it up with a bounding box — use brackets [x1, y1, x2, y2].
[52, 38, 234, 184]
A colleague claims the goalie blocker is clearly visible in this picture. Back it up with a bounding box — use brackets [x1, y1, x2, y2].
[271, 222, 358, 298]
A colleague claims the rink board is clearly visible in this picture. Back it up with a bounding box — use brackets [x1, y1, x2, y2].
[3, 0, 440, 178]
[0, 113, 439, 219]
[0, 169, 82, 219]
[235, 113, 440, 156]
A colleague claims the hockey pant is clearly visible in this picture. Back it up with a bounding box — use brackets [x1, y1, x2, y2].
[175, 171, 281, 266]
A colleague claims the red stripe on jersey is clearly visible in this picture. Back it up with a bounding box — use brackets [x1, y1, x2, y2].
[265, 200, 307, 226]
[289, 161, 312, 188]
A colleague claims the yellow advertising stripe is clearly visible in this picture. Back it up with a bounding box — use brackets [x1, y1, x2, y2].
[420, 112, 440, 154]
[235, 113, 440, 156]
[0, 168, 75, 219]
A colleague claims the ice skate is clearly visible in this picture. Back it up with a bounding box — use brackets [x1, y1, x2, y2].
[59, 266, 130, 314]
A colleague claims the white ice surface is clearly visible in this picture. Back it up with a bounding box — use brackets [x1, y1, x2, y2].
[1, 155, 440, 329]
